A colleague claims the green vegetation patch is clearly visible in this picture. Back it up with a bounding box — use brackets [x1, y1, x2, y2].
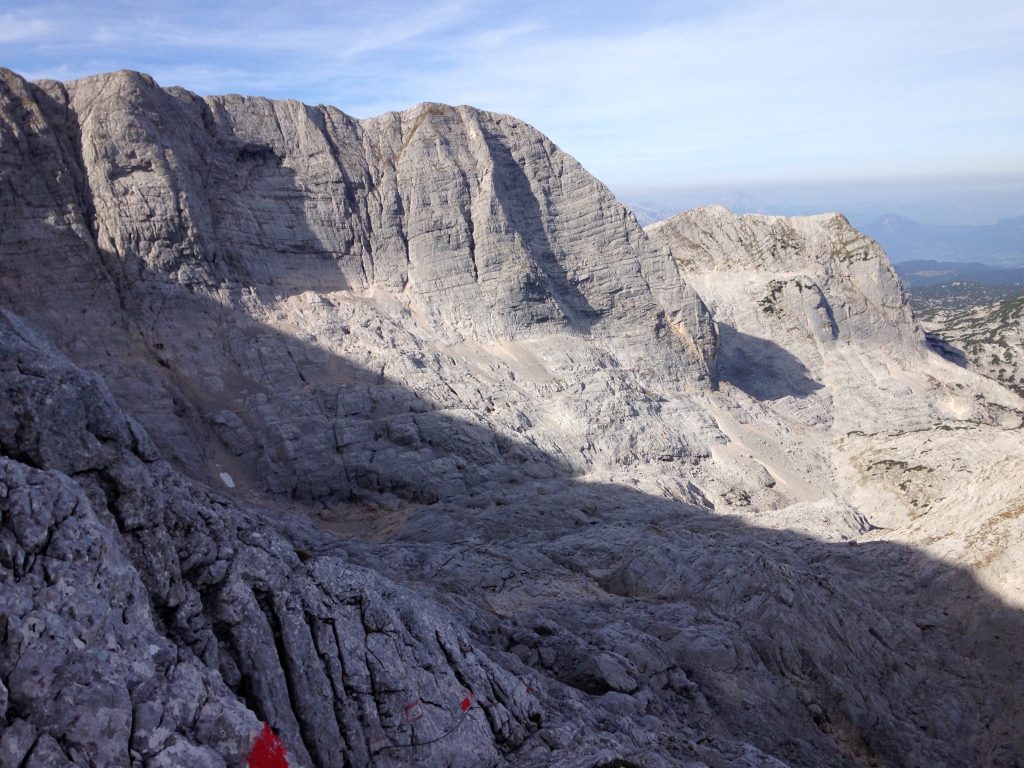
[759, 279, 786, 315]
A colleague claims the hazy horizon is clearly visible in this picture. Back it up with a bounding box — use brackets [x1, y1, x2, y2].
[3, 0, 1022, 213]
[613, 174, 1024, 228]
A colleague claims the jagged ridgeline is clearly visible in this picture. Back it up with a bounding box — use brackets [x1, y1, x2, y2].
[1, 68, 1023, 767]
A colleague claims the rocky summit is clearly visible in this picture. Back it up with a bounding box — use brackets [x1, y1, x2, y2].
[0, 68, 1022, 768]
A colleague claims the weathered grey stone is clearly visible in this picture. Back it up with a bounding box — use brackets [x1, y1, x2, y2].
[0, 309, 545, 767]
[1, 65, 1024, 768]
[0, 67, 717, 512]
[648, 206, 1024, 601]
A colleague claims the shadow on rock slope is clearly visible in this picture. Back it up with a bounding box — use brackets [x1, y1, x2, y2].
[716, 322, 824, 401]
[2, 298, 1023, 767]
[1, 67, 1022, 768]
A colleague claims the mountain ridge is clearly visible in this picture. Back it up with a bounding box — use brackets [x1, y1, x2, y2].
[1, 67, 1023, 767]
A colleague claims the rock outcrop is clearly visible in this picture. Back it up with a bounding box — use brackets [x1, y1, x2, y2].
[0, 309, 542, 767]
[649, 206, 1024, 605]
[2, 67, 1024, 767]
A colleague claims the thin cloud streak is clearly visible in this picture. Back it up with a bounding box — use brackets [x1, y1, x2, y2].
[2, 0, 1022, 190]
[0, 13, 52, 44]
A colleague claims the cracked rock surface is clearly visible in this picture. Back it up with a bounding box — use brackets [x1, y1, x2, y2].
[0, 312, 542, 767]
[1, 67, 1024, 767]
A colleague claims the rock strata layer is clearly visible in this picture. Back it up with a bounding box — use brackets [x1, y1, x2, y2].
[649, 206, 1024, 604]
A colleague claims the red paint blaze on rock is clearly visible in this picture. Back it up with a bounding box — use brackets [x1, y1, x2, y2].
[248, 723, 289, 768]
[460, 691, 474, 712]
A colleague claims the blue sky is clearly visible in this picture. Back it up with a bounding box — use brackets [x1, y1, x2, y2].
[2, 0, 1023, 222]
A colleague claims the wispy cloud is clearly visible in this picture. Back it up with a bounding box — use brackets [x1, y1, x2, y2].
[2, 0, 1022, 189]
[95, 1, 470, 59]
[0, 13, 51, 44]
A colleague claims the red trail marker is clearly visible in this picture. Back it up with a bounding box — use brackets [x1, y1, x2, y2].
[248, 722, 289, 768]
[404, 700, 425, 723]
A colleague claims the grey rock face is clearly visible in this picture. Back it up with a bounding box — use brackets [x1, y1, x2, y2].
[0, 311, 541, 767]
[2, 66, 1024, 768]
[3, 307, 1023, 767]
[0, 67, 715, 508]
[648, 205, 923, 368]
[648, 207, 1024, 603]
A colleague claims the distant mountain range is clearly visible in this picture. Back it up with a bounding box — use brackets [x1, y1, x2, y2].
[858, 214, 1024, 267]
[893, 259, 1024, 288]
[624, 200, 678, 226]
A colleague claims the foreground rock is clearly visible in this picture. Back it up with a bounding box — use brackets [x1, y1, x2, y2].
[4, 305, 1023, 766]
[0, 311, 542, 767]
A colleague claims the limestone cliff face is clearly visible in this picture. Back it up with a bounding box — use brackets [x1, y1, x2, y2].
[649, 204, 1024, 609]
[67, 71, 712, 356]
[647, 205, 987, 436]
[649, 204, 922, 356]
[3, 67, 1024, 768]
[0, 68, 715, 504]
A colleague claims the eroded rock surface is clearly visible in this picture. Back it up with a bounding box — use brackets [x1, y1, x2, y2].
[0, 67, 715, 510]
[0, 310, 548, 767]
[2, 67, 1024, 767]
